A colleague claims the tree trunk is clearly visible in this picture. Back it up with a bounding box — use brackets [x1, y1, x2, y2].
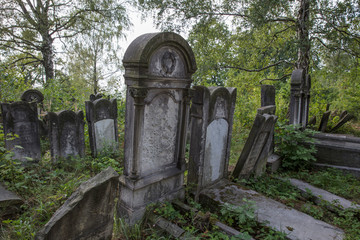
[41, 33, 55, 87]
[296, 0, 310, 74]
[93, 51, 98, 94]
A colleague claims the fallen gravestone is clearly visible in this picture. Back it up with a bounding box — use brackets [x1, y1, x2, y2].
[1, 101, 41, 163]
[232, 106, 277, 179]
[35, 167, 119, 240]
[85, 96, 118, 157]
[200, 179, 344, 240]
[0, 183, 23, 217]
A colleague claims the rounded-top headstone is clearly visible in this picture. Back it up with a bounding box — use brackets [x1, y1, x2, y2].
[123, 32, 197, 88]
[21, 89, 44, 103]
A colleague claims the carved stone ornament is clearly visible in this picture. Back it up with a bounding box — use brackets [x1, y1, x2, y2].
[161, 51, 176, 76]
[129, 87, 149, 99]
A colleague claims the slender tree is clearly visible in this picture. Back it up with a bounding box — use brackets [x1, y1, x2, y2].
[0, 0, 129, 87]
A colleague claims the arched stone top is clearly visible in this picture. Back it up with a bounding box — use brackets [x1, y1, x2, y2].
[291, 69, 305, 86]
[123, 32, 197, 86]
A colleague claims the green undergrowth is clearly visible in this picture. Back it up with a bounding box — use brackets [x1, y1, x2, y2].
[0, 129, 123, 239]
[240, 172, 360, 239]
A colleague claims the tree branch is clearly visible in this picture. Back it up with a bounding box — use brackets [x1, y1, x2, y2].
[221, 60, 294, 72]
[259, 73, 292, 84]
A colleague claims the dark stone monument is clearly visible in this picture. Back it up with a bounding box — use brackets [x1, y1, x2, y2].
[330, 113, 353, 133]
[85, 96, 118, 157]
[289, 69, 310, 127]
[35, 167, 119, 240]
[45, 110, 85, 161]
[21, 89, 44, 104]
[1, 101, 41, 163]
[232, 106, 278, 179]
[119, 32, 196, 223]
[261, 85, 275, 107]
[318, 110, 331, 132]
[188, 86, 236, 198]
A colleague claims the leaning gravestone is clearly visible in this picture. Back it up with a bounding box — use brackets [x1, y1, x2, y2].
[85, 96, 118, 157]
[0, 182, 23, 217]
[188, 86, 236, 198]
[118, 32, 196, 224]
[1, 101, 41, 163]
[232, 105, 277, 179]
[35, 167, 119, 240]
[318, 110, 331, 132]
[45, 110, 85, 161]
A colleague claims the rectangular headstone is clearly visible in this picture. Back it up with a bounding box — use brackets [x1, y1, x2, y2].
[118, 32, 197, 224]
[261, 85, 275, 107]
[85, 97, 118, 157]
[1, 102, 41, 163]
[35, 167, 119, 240]
[46, 110, 85, 161]
[188, 86, 236, 197]
[232, 106, 277, 179]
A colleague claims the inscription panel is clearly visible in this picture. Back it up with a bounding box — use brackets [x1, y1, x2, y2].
[203, 119, 229, 186]
[94, 119, 116, 151]
[149, 47, 186, 78]
[141, 93, 179, 176]
[60, 122, 77, 158]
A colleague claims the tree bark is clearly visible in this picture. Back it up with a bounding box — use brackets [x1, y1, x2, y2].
[41, 32, 55, 86]
[296, 0, 310, 74]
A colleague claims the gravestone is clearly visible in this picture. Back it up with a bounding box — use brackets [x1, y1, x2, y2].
[118, 32, 196, 223]
[0, 182, 23, 217]
[289, 69, 310, 127]
[330, 113, 353, 132]
[188, 86, 236, 197]
[21, 89, 44, 104]
[318, 110, 331, 132]
[85, 96, 118, 157]
[46, 110, 85, 161]
[35, 167, 119, 240]
[232, 106, 277, 179]
[1, 102, 41, 163]
[261, 85, 275, 107]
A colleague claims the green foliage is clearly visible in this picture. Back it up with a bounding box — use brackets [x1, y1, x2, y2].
[275, 123, 317, 170]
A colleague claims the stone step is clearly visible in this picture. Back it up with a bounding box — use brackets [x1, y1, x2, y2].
[286, 178, 360, 210]
[199, 179, 345, 240]
[314, 163, 360, 179]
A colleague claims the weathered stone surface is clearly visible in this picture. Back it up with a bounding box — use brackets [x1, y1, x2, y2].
[312, 133, 360, 168]
[314, 163, 360, 179]
[46, 110, 85, 161]
[286, 178, 360, 210]
[200, 180, 344, 240]
[318, 110, 331, 132]
[35, 167, 119, 240]
[1, 101, 41, 163]
[119, 32, 196, 223]
[0, 183, 23, 217]
[261, 85, 275, 107]
[329, 113, 354, 132]
[21, 89, 44, 104]
[188, 86, 236, 196]
[85, 98, 118, 157]
[266, 154, 281, 173]
[289, 69, 310, 127]
[232, 108, 277, 179]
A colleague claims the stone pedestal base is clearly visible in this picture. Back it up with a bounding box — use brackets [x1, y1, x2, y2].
[118, 168, 185, 224]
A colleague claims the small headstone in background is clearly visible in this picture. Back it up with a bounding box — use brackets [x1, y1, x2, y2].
[1, 101, 41, 163]
[318, 110, 331, 132]
[0, 182, 23, 218]
[85, 96, 118, 157]
[35, 167, 119, 240]
[46, 110, 85, 161]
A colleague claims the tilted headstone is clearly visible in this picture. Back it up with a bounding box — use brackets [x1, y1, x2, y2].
[330, 113, 354, 133]
[188, 86, 236, 198]
[119, 32, 196, 223]
[289, 69, 310, 127]
[0, 182, 23, 217]
[45, 110, 85, 161]
[35, 167, 119, 240]
[1, 101, 41, 163]
[85, 96, 118, 157]
[318, 110, 331, 132]
[232, 106, 277, 179]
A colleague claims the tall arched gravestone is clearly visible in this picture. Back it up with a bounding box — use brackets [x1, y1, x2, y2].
[188, 86, 236, 198]
[119, 32, 196, 223]
[46, 110, 85, 161]
[85, 96, 118, 157]
[1, 102, 41, 163]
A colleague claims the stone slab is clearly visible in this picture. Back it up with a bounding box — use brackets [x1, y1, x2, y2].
[313, 163, 360, 179]
[0, 183, 23, 217]
[286, 178, 360, 210]
[94, 119, 116, 151]
[200, 179, 344, 240]
[266, 154, 281, 173]
[35, 167, 119, 240]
